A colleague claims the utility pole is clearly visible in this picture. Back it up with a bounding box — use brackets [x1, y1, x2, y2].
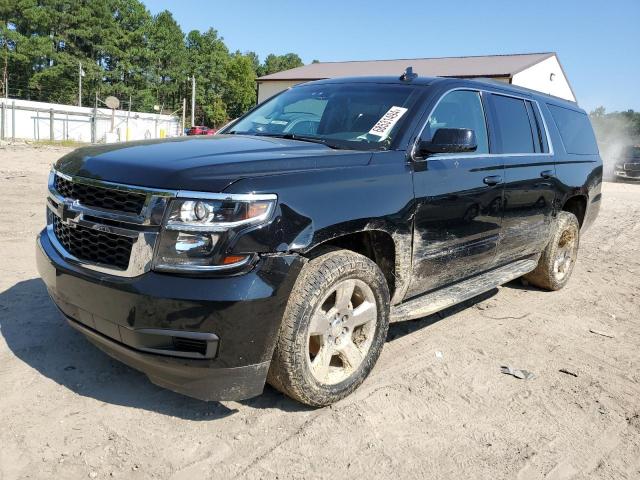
[91, 91, 98, 143]
[2, 49, 8, 99]
[191, 75, 196, 127]
[78, 61, 85, 107]
[182, 97, 186, 135]
[127, 94, 132, 141]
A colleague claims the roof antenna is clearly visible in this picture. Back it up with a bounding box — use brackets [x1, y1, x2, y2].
[400, 66, 417, 81]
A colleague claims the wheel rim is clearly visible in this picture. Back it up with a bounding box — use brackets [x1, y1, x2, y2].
[553, 228, 578, 281]
[306, 279, 378, 385]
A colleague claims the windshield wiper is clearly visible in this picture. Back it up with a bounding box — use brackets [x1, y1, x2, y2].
[254, 132, 342, 149]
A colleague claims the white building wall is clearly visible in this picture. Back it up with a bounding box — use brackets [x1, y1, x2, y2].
[257, 80, 305, 103]
[512, 56, 575, 102]
[0, 98, 181, 143]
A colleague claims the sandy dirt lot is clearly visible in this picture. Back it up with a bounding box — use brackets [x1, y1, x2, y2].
[0, 144, 639, 480]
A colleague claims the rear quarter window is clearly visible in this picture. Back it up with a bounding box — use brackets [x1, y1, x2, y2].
[548, 104, 599, 155]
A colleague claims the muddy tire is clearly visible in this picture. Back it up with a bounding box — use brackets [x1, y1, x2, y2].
[267, 249, 390, 407]
[523, 211, 580, 291]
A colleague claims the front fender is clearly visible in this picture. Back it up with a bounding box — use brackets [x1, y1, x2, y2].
[224, 151, 415, 302]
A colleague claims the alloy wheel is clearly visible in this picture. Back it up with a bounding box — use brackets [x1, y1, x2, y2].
[306, 279, 378, 385]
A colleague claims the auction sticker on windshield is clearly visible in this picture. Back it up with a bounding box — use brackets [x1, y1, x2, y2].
[368, 106, 408, 138]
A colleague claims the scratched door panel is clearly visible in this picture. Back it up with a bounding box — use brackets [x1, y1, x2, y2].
[407, 155, 504, 299]
[496, 158, 556, 263]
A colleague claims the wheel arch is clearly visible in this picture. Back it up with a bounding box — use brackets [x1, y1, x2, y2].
[302, 229, 410, 305]
[561, 194, 588, 228]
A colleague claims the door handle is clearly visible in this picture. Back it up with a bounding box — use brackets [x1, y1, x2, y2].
[483, 175, 503, 186]
[540, 170, 555, 179]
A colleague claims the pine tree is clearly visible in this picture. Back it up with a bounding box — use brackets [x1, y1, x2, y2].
[0, 1, 307, 123]
[147, 10, 186, 111]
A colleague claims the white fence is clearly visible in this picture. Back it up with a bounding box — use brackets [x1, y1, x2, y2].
[0, 98, 181, 143]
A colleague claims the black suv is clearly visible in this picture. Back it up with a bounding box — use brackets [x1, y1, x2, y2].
[614, 145, 640, 181]
[37, 74, 602, 406]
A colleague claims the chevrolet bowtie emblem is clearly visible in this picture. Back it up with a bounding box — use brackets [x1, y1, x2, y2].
[59, 201, 81, 226]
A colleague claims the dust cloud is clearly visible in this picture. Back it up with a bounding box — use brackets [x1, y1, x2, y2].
[590, 108, 640, 179]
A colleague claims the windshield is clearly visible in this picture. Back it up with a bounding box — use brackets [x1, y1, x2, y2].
[225, 83, 423, 150]
[625, 146, 640, 159]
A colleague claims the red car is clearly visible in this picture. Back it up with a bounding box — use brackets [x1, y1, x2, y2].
[187, 126, 217, 136]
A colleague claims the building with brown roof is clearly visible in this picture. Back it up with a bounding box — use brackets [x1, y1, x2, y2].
[257, 52, 576, 103]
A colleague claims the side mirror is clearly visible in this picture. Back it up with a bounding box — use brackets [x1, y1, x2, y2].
[418, 128, 477, 156]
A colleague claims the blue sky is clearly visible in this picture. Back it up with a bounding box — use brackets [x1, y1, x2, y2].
[143, 0, 639, 113]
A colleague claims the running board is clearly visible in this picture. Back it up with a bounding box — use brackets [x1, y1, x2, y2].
[390, 259, 537, 323]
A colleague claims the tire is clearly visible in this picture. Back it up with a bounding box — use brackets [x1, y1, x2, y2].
[267, 249, 390, 407]
[523, 211, 580, 291]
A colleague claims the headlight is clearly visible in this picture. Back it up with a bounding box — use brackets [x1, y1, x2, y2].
[165, 197, 275, 231]
[153, 194, 276, 272]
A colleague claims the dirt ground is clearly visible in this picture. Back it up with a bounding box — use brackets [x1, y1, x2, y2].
[1, 144, 639, 480]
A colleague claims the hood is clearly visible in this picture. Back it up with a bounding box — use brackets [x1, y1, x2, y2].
[55, 135, 372, 192]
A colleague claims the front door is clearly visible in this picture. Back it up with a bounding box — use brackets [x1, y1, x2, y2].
[406, 89, 504, 299]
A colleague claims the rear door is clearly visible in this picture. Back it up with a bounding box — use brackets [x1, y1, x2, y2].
[406, 89, 504, 299]
[487, 93, 556, 264]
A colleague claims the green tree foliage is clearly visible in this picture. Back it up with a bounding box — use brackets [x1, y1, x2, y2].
[148, 10, 186, 110]
[186, 28, 229, 126]
[245, 51, 262, 77]
[223, 52, 256, 121]
[103, 0, 155, 110]
[0, 0, 306, 125]
[31, 1, 116, 104]
[262, 53, 303, 76]
[590, 107, 640, 144]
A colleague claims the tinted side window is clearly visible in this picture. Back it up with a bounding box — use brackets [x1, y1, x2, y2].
[548, 104, 599, 155]
[527, 100, 549, 153]
[423, 90, 489, 154]
[491, 94, 535, 153]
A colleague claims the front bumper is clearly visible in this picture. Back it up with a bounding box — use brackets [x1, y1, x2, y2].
[614, 168, 640, 180]
[36, 229, 305, 401]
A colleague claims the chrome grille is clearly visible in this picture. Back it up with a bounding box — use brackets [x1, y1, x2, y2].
[46, 171, 175, 277]
[54, 175, 147, 214]
[623, 163, 640, 172]
[52, 216, 134, 270]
